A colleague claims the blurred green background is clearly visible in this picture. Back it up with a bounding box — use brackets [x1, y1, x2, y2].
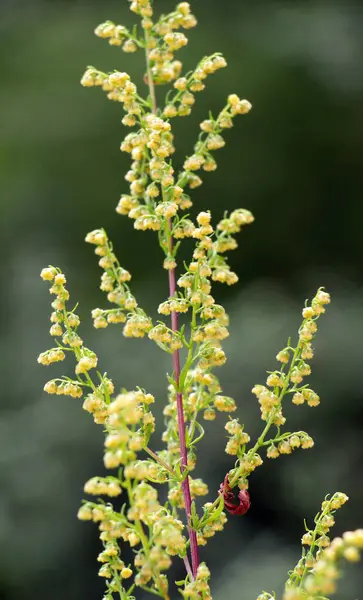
[1, 0, 363, 599]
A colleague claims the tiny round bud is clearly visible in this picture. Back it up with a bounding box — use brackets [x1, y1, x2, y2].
[228, 94, 240, 106]
[314, 289, 331, 305]
[197, 212, 211, 226]
[278, 440, 292, 455]
[197, 563, 210, 580]
[235, 99, 252, 114]
[177, 2, 191, 16]
[302, 532, 313, 546]
[94, 316, 108, 329]
[267, 444, 279, 459]
[341, 545, 359, 562]
[77, 504, 93, 520]
[302, 306, 315, 319]
[40, 267, 57, 281]
[123, 40, 138, 53]
[203, 408, 216, 421]
[292, 392, 304, 405]
[200, 119, 214, 133]
[163, 104, 178, 118]
[289, 435, 301, 448]
[44, 380, 58, 394]
[301, 435, 314, 449]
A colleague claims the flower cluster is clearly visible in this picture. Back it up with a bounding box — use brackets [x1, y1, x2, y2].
[104, 390, 155, 469]
[167, 477, 209, 510]
[85, 229, 153, 337]
[37, 348, 65, 366]
[265, 432, 314, 459]
[93, 19, 139, 51]
[163, 53, 227, 118]
[148, 322, 183, 352]
[39, 266, 111, 409]
[81, 42, 251, 255]
[249, 289, 330, 450]
[224, 419, 250, 456]
[180, 98, 251, 188]
[78, 3, 255, 588]
[77, 499, 170, 596]
[300, 529, 363, 597]
[196, 502, 228, 548]
[194, 290, 330, 514]
[160, 208, 254, 467]
[152, 511, 186, 555]
[282, 492, 356, 599]
[161, 363, 238, 483]
[43, 379, 83, 398]
[182, 562, 212, 599]
[81, 67, 141, 117]
[37, 2, 358, 599]
[84, 477, 122, 498]
[124, 459, 168, 483]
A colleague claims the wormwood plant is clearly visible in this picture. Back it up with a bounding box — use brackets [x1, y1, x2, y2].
[38, 2, 362, 599]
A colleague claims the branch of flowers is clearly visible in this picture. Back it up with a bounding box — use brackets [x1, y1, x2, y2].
[144, 35, 200, 579]
[175, 103, 231, 189]
[260, 430, 305, 448]
[297, 500, 334, 589]
[166, 53, 222, 109]
[125, 479, 169, 598]
[198, 342, 303, 528]
[229, 342, 301, 488]
[114, 568, 138, 600]
[62, 308, 97, 393]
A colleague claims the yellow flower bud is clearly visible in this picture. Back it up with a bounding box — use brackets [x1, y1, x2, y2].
[343, 546, 360, 562]
[40, 267, 56, 281]
[123, 40, 138, 53]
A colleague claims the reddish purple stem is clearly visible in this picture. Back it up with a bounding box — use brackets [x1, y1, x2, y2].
[168, 255, 200, 579]
[146, 57, 199, 581]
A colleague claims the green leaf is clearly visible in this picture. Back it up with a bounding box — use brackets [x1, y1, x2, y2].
[190, 501, 200, 529]
[167, 373, 177, 388]
[189, 421, 205, 447]
[201, 495, 224, 526]
[173, 241, 181, 256]
[179, 466, 190, 483]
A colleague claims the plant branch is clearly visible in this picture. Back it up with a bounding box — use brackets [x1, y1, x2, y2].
[144, 33, 200, 580]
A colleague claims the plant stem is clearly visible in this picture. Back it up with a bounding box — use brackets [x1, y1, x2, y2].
[168, 255, 200, 578]
[183, 555, 194, 580]
[144, 33, 200, 579]
[144, 30, 157, 114]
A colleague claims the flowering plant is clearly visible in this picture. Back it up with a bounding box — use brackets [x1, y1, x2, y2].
[38, 2, 362, 599]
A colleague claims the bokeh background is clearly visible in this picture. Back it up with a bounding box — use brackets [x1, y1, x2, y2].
[1, 0, 363, 599]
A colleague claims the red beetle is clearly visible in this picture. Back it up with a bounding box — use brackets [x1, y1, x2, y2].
[219, 474, 251, 516]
